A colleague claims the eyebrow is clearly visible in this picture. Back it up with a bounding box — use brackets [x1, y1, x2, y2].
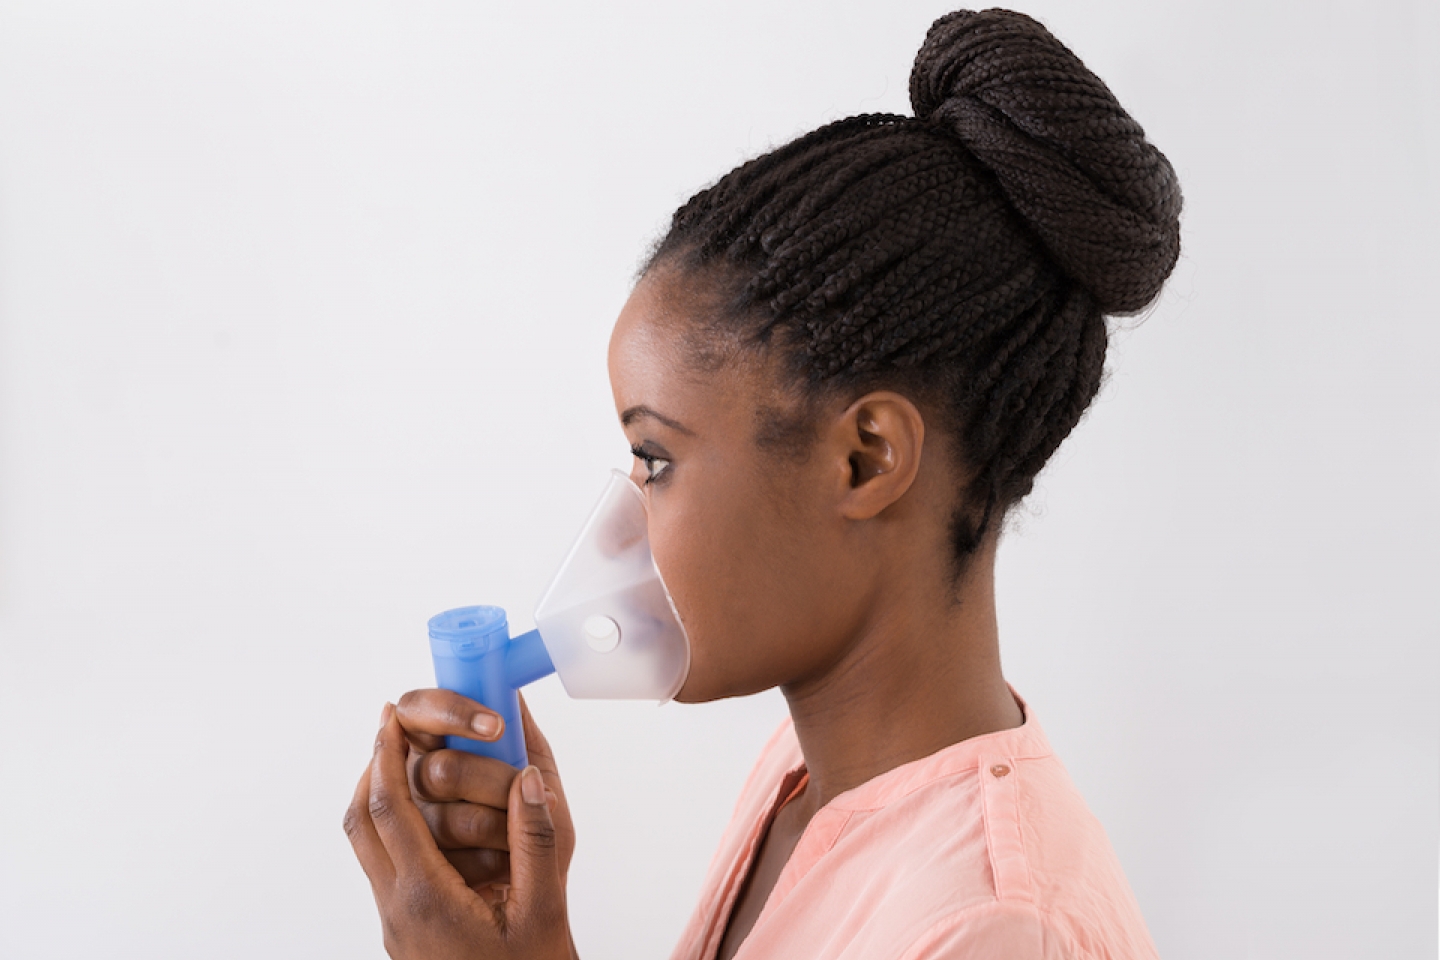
[621, 405, 695, 436]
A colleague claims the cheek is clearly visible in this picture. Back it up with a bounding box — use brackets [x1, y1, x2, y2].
[647, 487, 759, 692]
[648, 481, 756, 633]
[646, 466, 834, 699]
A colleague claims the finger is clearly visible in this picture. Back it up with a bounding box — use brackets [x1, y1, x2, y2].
[395, 688, 505, 752]
[420, 800, 509, 851]
[342, 759, 396, 889]
[405, 744, 425, 802]
[504, 766, 566, 930]
[444, 847, 510, 890]
[369, 703, 456, 881]
[412, 748, 517, 806]
[517, 693, 559, 774]
[517, 695, 568, 811]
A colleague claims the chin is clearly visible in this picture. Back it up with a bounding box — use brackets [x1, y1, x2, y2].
[672, 664, 778, 705]
[672, 675, 722, 705]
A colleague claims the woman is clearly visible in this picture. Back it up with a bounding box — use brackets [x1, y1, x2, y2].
[344, 9, 1181, 959]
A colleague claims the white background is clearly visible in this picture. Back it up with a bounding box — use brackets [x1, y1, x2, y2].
[1, 1, 1436, 958]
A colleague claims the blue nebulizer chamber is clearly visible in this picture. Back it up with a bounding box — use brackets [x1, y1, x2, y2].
[427, 470, 691, 768]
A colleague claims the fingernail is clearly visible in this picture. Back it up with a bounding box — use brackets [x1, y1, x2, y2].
[379, 702, 394, 727]
[520, 766, 547, 806]
[471, 713, 503, 740]
[545, 788, 559, 812]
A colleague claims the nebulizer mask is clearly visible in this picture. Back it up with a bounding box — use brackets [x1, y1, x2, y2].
[427, 470, 690, 768]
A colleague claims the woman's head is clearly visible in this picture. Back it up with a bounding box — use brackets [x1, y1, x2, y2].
[609, 9, 1182, 700]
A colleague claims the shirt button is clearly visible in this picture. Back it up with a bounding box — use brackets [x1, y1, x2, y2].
[990, 763, 1011, 778]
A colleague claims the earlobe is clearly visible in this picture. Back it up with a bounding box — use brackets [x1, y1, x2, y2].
[835, 392, 925, 521]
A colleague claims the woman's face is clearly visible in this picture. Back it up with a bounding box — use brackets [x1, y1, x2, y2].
[607, 269, 874, 703]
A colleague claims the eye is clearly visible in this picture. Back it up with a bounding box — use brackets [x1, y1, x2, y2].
[643, 456, 671, 485]
[630, 445, 672, 486]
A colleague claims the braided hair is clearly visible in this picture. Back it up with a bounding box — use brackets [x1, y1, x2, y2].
[645, 9, 1182, 562]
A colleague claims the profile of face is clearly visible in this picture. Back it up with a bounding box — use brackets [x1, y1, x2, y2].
[607, 267, 945, 704]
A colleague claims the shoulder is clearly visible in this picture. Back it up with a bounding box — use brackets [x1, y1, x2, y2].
[809, 705, 1158, 960]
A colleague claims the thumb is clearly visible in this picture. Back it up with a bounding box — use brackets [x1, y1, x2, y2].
[505, 765, 566, 929]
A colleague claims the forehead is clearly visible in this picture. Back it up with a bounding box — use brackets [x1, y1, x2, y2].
[607, 271, 765, 434]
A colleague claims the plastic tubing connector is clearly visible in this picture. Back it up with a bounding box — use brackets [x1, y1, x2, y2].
[427, 605, 556, 769]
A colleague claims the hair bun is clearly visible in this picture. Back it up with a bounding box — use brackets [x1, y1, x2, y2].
[910, 9, 1182, 313]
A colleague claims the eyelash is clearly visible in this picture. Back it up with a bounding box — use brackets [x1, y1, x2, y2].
[630, 445, 672, 486]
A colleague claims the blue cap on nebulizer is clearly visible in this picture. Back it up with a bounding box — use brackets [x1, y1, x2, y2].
[428, 470, 691, 767]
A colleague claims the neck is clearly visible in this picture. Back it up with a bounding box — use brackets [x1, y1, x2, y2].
[778, 538, 1023, 816]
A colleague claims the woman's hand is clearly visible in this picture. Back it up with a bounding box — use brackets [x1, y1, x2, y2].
[344, 702, 577, 960]
[393, 690, 575, 892]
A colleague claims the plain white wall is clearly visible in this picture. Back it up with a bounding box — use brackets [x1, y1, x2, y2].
[0, 1, 1435, 958]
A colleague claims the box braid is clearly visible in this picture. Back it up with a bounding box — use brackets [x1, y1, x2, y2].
[645, 9, 1182, 564]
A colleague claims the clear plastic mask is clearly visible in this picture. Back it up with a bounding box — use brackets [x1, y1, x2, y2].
[533, 469, 691, 702]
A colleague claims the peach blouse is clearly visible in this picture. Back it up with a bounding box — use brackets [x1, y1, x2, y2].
[669, 697, 1158, 960]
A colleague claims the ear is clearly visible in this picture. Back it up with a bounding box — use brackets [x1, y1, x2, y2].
[824, 392, 926, 521]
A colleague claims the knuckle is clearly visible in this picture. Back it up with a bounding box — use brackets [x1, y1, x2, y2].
[520, 820, 557, 851]
[424, 751, 460, 795]
[341, 803, 365, 841]
[441, 701, 473, 731]
[446, 846, 510, 886]
[367, 790, 397, 824]
[396, 689, 446, 738]
[410, 754, 435, 798]
[476, 846, 510, 878]
[460, 804, 502, 845]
